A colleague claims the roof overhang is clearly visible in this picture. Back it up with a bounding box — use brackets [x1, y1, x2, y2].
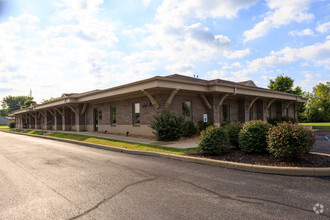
[10, 76, 307, 116]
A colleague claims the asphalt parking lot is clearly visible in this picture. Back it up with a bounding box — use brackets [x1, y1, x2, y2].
[0, 131, 329, 219]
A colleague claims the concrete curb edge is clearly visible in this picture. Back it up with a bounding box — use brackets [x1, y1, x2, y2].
[1, 130, 330, 177]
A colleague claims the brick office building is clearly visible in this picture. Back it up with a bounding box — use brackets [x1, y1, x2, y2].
[11, 74, 307, 136]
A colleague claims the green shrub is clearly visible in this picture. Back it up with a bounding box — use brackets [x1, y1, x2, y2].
[8, 121, 16, 128]
[238, 121, 271, 153]
[199, 126, 230, 155]
[223, 121, 243, 148]
[182, 120, 197, 137]
[267, 116, 298, 125]
[150, 109, 184, 141]
[197, 120, 214, 132]
[267, 122, 315, 160]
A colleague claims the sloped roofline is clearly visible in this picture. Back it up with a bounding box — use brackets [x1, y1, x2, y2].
[10, 74, 307, 115]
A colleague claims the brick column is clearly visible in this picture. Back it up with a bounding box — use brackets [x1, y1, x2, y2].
[34, 113, 38, 129]
[53, 111, 58, 131]
[75, 106, 86, 132]
[43, 112, 47, 130]
[242, 98, 250, 122]
[281, 102, 287, 117]
[294, 102, 298, 119]
[211, 95, 220, 127]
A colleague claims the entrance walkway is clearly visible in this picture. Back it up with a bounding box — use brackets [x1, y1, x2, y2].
[47, 130, 199, 149]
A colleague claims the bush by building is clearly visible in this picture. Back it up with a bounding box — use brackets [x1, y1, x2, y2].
[267, 122, 315, 160]
[197, 120, 214, 133]
[8, 121, 16, 128]
[182, 120, 197, 137]
[267, 116, 298, 125]
[199, 126, 230, 155]
[238, 120, 271, 153]
[223, 121, 243, 148]
[150, 109, 184, 141]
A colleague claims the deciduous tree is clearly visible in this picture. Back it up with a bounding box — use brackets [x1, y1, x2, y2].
[1, 96, 33, 113]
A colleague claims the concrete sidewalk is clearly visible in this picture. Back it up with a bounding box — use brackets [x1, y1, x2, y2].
[47, 130, 199, 149]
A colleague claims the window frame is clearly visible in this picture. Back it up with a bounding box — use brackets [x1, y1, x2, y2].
[182, 101, 192, 119]
[110, 106, 116, 126]
[133, 102, 141, 125]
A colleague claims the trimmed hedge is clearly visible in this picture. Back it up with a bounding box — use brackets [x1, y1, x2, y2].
[267, 122, 315, 160]
[199, 126, 230, 155]
[223, 121, 243, 148]
[150, 109, 184, 141]
[238, 120, 271, 153]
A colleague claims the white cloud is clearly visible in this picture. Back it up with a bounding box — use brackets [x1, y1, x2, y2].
[244, 0, 314, 41]
[246, 38, 330, 72]
[142, 0, 153, 7]
[296, 73, 323, 91]
[184, 23, 231, 49]
[55, 0, 104, 21]
[289, 28, 314, 36]
[156, 0, 258, 26]
[0, 8, 120, 103]
[316, 21, 330, 33]
[165, 63, 195, 75]
[224, 49, 250, 59]
[207, 70, 227, 79]
[139, 1, 255, 70]
[315, 59, 330, 70]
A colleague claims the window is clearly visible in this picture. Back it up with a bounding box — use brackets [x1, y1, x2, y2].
[133, 103, 140, 125]
[267, 107, 271, 118]
[111, 106, 116, 125]
[223, 104, 229, 122]
[98, 110, 102, 120]
[182, 101, 191, 118]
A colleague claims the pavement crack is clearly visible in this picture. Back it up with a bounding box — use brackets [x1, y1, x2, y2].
[68, 177, 157, 220]
[237, 195, 330, 218]
[175, 179, 263, 205]
[105, 160, 153, 178]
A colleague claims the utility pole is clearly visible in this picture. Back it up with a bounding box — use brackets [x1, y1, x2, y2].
[29, 89, 32, 98]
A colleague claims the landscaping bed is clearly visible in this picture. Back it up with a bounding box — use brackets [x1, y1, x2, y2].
[190, 150, 330, 167]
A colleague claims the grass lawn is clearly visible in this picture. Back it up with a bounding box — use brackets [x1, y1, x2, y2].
[0, 125, 11, 131]
[300, 122, 330, 130]
[0, 127, 47, 134]
[47, 132, 199, 155]
[22, 130, 48, 135]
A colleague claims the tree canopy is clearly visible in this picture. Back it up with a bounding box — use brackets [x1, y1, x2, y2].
[268, 74, 302, 95]
[1, 96, 33, 115]
[268, 74, 306, 121]
[306, 82, 330, 122]
[21, 100, 37, 109]
[42, 97, 61, 103]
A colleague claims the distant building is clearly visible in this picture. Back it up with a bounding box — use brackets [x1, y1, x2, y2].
[11, 74, 307, 136]
[0, 116, 9, 125]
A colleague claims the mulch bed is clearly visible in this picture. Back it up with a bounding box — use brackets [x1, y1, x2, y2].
[190, 149, 330, 167]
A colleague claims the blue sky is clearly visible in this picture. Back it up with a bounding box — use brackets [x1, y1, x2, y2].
[0, 0, 329, 103]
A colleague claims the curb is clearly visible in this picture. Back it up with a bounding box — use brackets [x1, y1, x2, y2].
[1, 130, 330, 177]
